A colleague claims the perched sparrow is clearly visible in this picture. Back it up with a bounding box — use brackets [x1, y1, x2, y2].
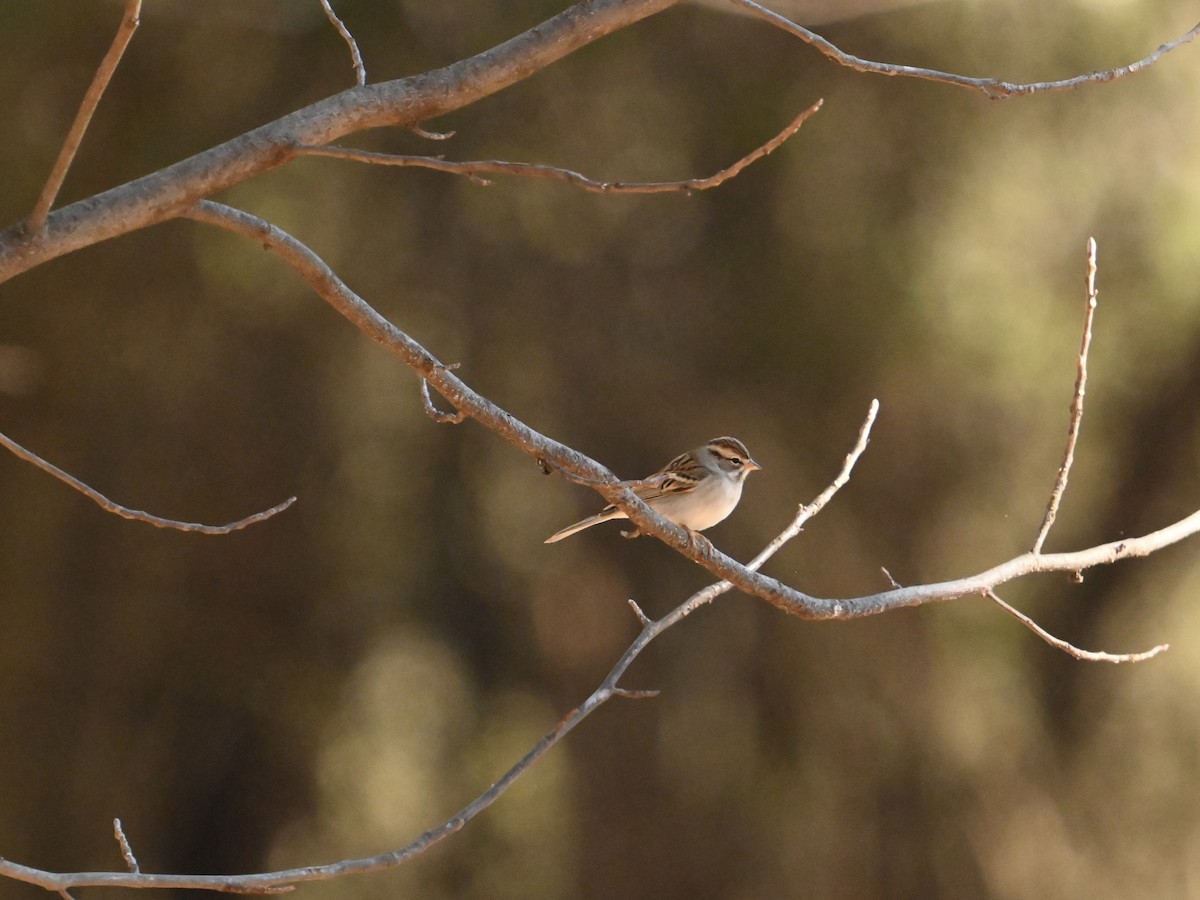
[545, 436, 761, 543]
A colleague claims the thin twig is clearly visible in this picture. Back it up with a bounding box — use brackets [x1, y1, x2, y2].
[1034, 237, 1098, 553]
[319, 0, 366, 86]
[731, 0, 1200, 100]
[112, 819, 139, 874]
[295, 99, 822, 194]
[987, 590, 1167, 663]
[775, 399, 878, 546]
[0, 428, 296, 534]
[25, 0, 142, 234]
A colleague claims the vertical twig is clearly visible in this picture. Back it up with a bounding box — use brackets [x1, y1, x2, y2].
[319, 0, 366, 86]
[112, 819, 139, 873]
[25, 0, 142, 234]
[1033, 237, 1098, 553]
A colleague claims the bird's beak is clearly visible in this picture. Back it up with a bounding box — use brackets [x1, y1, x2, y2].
[747, 458, 763, 472]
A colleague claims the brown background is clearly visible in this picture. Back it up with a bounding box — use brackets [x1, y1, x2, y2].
[3, 1, 1200, 897]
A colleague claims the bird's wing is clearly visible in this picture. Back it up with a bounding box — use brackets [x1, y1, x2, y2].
[624, 471, 698, 503]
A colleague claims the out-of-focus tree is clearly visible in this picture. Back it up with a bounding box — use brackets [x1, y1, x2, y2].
[3, 1, 1200, 898]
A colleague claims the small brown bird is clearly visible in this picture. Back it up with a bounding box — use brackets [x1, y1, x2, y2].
[545, 436, 761, 543]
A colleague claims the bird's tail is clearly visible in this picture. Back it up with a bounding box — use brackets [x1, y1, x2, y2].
[544, 509, 623, 543]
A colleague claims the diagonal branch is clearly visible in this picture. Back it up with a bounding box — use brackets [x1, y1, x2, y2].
[178, 200, 1200, 622]
[25, 0, 142, 234]
[987, 589, 1166, 663]
[0, 428, 295, 534]
[294, 99, 822, 193]
[732, 0, 1200, 100]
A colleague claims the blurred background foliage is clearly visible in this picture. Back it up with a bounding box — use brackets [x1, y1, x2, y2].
[2, 0, 1200, 897]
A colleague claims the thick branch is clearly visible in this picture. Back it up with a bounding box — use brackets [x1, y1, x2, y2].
[0, 0, 682, 283]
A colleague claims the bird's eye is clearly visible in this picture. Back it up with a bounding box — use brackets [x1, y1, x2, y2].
[730, 458, 743, 467]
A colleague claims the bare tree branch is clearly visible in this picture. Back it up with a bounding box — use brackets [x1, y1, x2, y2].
[178, 200, 1200, 621]
[987, 590, 1167, 663]
[0, 0, 683, 283]
[25, 0, 142, 234]
[319, 0, 366, 87]
[0, 855, 293, 895]
[295, 99, 823, 193]
[0, 428, 296, 534]
[884, 562, 1165, 663]
[1034, 236, 1099, 553]
[732, 0, 1200, 100]
[6, 0, 1196, 283]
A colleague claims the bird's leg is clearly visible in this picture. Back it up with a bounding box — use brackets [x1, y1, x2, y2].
[687, 528, 715, 554]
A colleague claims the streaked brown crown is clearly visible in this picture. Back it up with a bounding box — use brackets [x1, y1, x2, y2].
[706, 436, 762, 476]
